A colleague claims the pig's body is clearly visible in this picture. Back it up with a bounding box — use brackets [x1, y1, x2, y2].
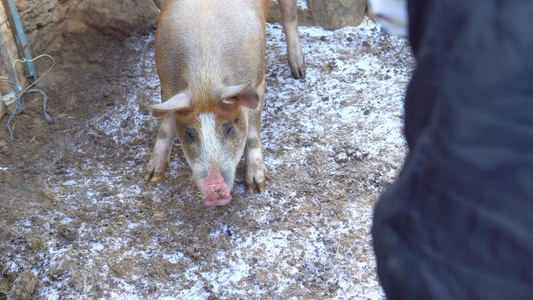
[145, 0, 305, 206]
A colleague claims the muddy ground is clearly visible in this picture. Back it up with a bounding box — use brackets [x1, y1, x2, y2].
[0, 19, 414, 299]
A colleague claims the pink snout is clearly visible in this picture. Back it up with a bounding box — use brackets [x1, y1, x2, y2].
[202, 186, 232, 206]
[198, 166, 232, 206]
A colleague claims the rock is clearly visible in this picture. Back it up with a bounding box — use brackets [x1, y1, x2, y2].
[308, 0, 368, 30]
[77, 0, 159, 37]
[268, 0, 368, 30]
[10, 270, 40, 300]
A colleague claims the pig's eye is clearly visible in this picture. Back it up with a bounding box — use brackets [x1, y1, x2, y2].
[184, 127, 196, 144]
[226, 125, 234, 136]
[223, 123, 235, 138]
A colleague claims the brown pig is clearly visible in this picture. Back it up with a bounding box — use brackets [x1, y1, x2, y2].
[144, 0, 305, 206]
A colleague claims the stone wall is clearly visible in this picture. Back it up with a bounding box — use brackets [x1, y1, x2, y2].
[12, 0, 370, 54]
[0, 1, 26, 94]
[268, 0, 370, 30]
[12, 0, 159, 53]
[76, 0, 159, 38]
[14, 0, 69, 54]
[1, 0, 159, 118]
[1, 0, 32, 117]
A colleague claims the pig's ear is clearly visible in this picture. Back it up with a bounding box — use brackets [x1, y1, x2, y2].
[221, 83, 259, 110]
[149, 93, 191, 119]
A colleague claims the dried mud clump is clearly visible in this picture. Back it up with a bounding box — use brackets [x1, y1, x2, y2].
[9, 270, 40, 300]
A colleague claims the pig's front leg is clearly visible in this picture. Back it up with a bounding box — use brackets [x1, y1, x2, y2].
[245, 81, 269, 194]
[279, 0, 306, 79]
[245, 108, 270, 193]
[145, 113, 176, 181]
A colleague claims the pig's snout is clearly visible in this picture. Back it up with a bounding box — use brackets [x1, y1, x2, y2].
[202, 188, 232, 207]
[198, 166, 232, 206]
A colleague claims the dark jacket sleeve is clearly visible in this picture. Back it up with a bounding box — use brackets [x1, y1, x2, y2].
[372, 1, 533, 299]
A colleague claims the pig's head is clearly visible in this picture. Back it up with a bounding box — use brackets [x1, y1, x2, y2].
[150, 83, 259, 206]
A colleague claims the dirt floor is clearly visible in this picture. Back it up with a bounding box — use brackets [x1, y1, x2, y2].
[0, 19, 414, 299]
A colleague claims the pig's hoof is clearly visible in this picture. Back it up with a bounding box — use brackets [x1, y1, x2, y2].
[144, 164, 167, 182]
[290, 58, 306, 79]
[246, 168, 270, 194]
[288, 48, 306, 79]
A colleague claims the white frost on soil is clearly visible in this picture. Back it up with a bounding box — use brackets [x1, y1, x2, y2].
[297, 0, 308, 10]
[4, 18, 413, 299]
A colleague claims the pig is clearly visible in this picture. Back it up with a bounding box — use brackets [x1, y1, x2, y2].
[144, 0, 305, 206]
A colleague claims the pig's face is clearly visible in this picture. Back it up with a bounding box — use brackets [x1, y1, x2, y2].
[174, 107, 248, 206]
[149, 83, 259, 206]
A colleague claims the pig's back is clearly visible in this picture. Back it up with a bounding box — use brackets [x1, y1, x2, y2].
[155, 0, 267, 99]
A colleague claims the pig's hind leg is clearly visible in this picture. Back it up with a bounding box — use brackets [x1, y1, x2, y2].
[279, 0, 306, 79]
[145, 113, 176, 181]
